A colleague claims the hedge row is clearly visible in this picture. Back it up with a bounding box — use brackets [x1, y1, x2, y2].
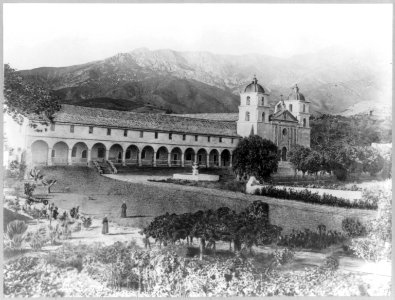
[254, 186, 377, 210]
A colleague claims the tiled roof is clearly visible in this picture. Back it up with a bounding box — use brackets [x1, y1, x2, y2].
[34, 105, 239, 137]
[170, 113, 239, 121]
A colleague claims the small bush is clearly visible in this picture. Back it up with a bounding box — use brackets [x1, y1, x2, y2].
[341, 218, 366, 237]
[7, 220, 28, 240]
[24, 182, 36, 198]
[323, 255, 339, 271]
[28, 226, 48, 251]
[273, 248, 295, 265]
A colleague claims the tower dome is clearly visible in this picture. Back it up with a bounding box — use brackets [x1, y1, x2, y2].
[244, 76, 266, 93]
[288, 84, 305, 101]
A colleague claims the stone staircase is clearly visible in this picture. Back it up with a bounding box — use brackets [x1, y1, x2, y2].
[94, 160, 116, 174]
[273, 161, 296, 177]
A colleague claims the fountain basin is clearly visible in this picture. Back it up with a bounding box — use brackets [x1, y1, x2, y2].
[173, 173, 219, 182]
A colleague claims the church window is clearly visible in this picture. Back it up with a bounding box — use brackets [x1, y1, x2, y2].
[124, 129, 128, 137]
[70, 125, 74, 133]
[246, 96, 250, 105]
[169, 133, 172, 140]
[107, 128, 111, 135]
[155, 132, 158, 139]
[71, 147, 77, 157]
[245, 112, 250, 121]
[82, 150, 87, 159]
[282, 128, 287, 136]
[89, 126, 93, 134]
[140, 131, 144, 138]
[262, 112, 265, 122]
[303, 118, 306, 127]
[289, 104, 293, 112]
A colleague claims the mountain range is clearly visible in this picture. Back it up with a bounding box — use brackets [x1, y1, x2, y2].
[18, 47, 392, 116]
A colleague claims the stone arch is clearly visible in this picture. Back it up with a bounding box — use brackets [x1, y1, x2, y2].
[170, 147, 182, 166]
[184, 148, 195, 166]
[197, 148, 208, 167]
[156, 146, 169, 166]
[52, 141, 69, 165]
[71, 142, 89, 165]
[141, 145, 155, 166]
[209, 149, 220, 167]
[245, 111, 250, 121]
[109, 144, 123, 164]
[125, 145, 139, 165]
[31, 140, 49, 166]
[221, 149, 231, 167]
[91, 143, 107, 161]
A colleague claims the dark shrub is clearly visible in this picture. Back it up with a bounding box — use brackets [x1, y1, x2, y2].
[341, 218, 366, 237]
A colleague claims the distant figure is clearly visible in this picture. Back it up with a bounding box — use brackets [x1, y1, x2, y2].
[52, 207, 59, 220]
[121, 201, 127, 218]
[102, 215, 109, 234]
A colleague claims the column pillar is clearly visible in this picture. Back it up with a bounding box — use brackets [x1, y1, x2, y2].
[168, 152, 171, 167]
[153, 151, 157, 167]
[47, 148, 53, 166]
[206, 152, 210, 168]
[122, 150, 126, 166]
[67, 148, 72, 165]
[181, 152, 185, 167]
[218, 152, 222, 168]
[87, 149, 91, 166]
[105, 149, 109, 161]
[229, 153, 233, 168]
[138, 150, 142, 167]
[194, 152, 198, 163]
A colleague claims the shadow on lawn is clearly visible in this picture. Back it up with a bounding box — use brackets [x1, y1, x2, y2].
[124, 215, 153, 218]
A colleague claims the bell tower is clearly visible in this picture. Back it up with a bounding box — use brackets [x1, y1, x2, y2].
[237, 76, 271, 139]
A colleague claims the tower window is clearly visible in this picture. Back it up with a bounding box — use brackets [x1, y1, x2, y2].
[303, 104, 306, 112]
[303, 118, 307, 127]
[245, 112, 250, 121]
[260, 97, 264, 106]
[262, 112, 265, 122]
[246, 96, 250, 105]
[289, 104, 293, 112]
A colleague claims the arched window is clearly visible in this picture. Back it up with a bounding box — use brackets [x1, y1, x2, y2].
[282, 128, 287, 136]
[260, 97, 264, 106]
[245, 112, 250, 121]
[246, 96, 250, 106]
[81, 150, 87, 159]
[303, 118, 306, 127]
[289, 104, 293, 112]
[303, 104, 306, 112]
[71, 147, 77, 157]
[262, 112, 265, 122]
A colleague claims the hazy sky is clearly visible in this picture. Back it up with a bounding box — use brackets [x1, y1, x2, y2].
[3, 3, 393, 70]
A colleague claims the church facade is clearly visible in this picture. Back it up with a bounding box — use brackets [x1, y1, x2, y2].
[24, 77, 310, 168]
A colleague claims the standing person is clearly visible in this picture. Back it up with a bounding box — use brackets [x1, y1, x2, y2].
[52, 207, 59, 220]
[102, 215, 109, 234]
[121, 201, 127, 218]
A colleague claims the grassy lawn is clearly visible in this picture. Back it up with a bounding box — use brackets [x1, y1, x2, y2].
[35, 166, 249, 229]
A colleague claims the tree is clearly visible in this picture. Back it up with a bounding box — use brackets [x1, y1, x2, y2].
[288, 145, 311, 176]
[232, 135, 279, 181]
[361, 146, 385, 176]
[305, 151, 322, 177]
[4, 64, 61, 124]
